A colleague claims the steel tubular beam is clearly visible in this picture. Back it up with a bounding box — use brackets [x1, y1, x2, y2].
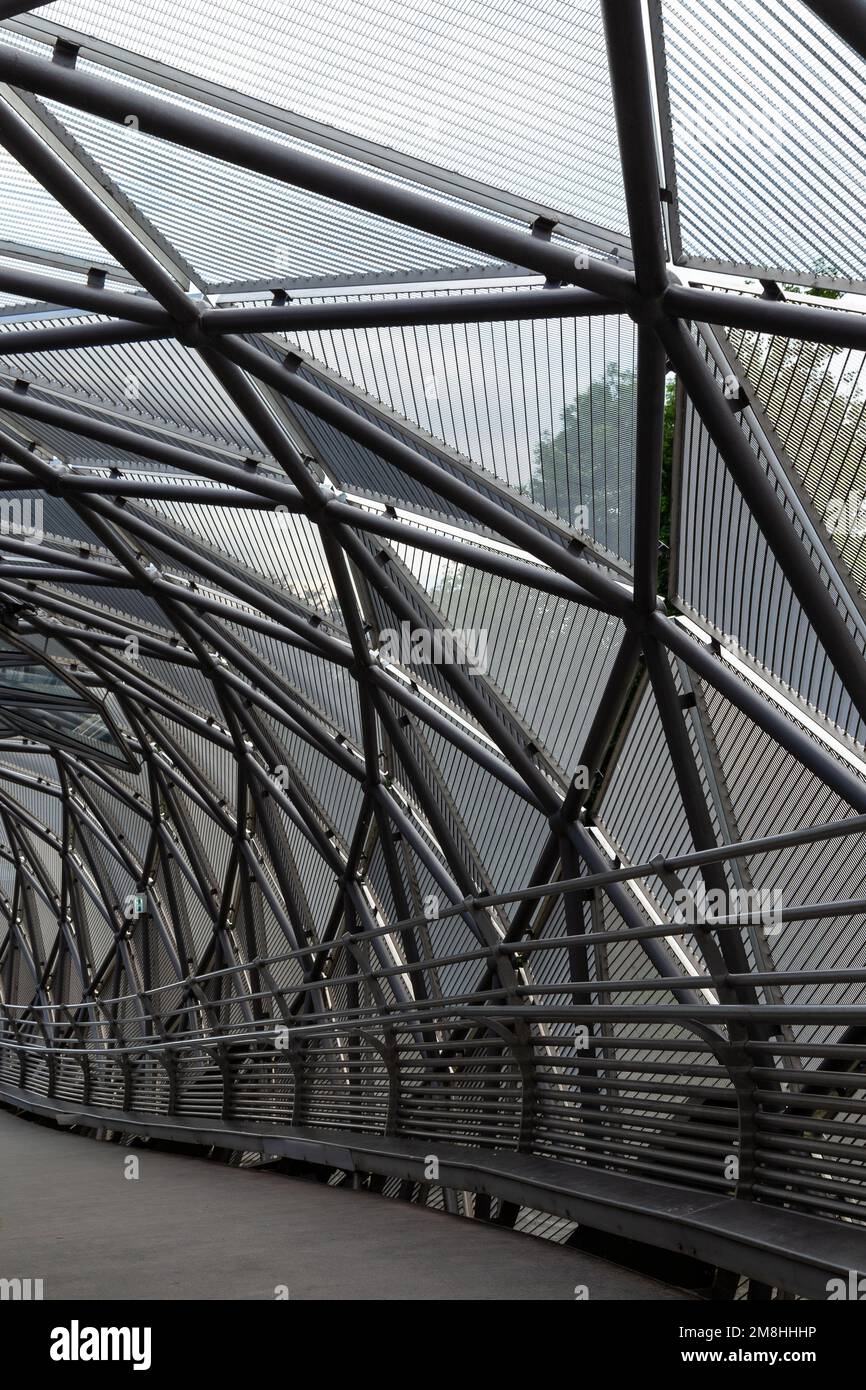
[0, 264, 169, 323]
[485, 630, 643, 977]
[338, 524, 558, 808]
[79, 500, 354, 666]
[0, 316, 165, 355]
[561, 816, 704, 1005]
[0, 287, 616, 352]
[200, 285, 621, 333]
[588, 1, 683, 636]
[571, 629, 643, 807]
[601, 0, 668, 299]
[0, 471, 282, 508]
[366, 669, 539, 804]
[322, 502, 605, 608]
[0, 381, 304, 493]
[603, 0, 669, 607]
[631, 326, 668, 612]
[643, 638, 755, 991]
[371, 690, 515, 970]
[664, 284, 866, 354]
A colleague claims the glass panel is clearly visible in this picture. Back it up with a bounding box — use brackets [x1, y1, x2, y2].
[0, 638, 131, 761]
[659, 0, 866, 287]
[34, 0, 627, 233]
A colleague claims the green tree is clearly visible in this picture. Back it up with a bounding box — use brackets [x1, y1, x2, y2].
[783, 256, 844, 302]
[529, 361, 636, 561]
[529, 362, 677, 600]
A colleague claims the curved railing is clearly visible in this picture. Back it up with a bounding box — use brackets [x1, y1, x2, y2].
[2, 935, 865, 1230]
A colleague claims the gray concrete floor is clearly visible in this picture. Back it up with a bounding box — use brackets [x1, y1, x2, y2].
[0, 1107, 691, 1300]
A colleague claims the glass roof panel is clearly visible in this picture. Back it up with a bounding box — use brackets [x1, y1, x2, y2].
[673, 353, 866, 751]
[0, 636, 132, 763]
[725, 321, 866, 601]
[0, 143, 114, 266]
[282, 291, 636, 562]
[28, 0, 627, 235]
[47, 93, 507, 288]
[658, 0, 866, 288]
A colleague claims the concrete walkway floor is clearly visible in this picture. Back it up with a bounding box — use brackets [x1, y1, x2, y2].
[0, 1107, 691, 1300]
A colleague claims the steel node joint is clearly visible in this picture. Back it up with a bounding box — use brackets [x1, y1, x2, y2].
[171, 308, 206, 347]
[624, 285, 667, 328]
[547, 810, 571, 837]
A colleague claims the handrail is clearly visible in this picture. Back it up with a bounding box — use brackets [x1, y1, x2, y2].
[3, 991, 865, 1229]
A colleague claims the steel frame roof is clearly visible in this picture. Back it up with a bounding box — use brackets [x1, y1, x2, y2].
[0, 0, 865, 1284]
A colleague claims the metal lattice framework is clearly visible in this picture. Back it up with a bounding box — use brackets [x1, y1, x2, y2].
[1, 0, 866, 1293]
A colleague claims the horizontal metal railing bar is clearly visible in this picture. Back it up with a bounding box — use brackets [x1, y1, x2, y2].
[6, 888, 866, 1033]
[397, 1090, 522, 1105]
[364, 811, 866, 940]
[395, 1127, 518, 1147]
[467, 1135, 721, 1176]
[535, 1036, 721, 1052]
[535, 1110, 741, 1145]
[533, 1127, 736, 1169]
[0, 1045, 711, 1073]
[533, 1093, 737, 1121]
[9, 949, 866, 1028]
[533, 1075, 728, 1100]
[533, 1119, 736, 1159]
[756, 1150, 866, 1180]
[530, 1147, 729, 1185]
[308, 811, 866, 937]
[750, 1178, 866, 1212]
[746, 1042, 866, 1060]
[0, 1026, 855, 1069]
[376, 891, 866, 941]
[5, 999, 866, 1039]
[757, 1132, 866, 1157]
[398, 1100, 522, 1118]
[537, 1058, 727, 1077]
[232, 1053, 390, 1066]
[529, 1144, 734, 1191]
[757, 1091, 866, 1116]
[5, 1008, 866, 1066]
[758, 1113, 864, 1139]
[521, 964, 866, 992]
[13, 969, 718, 1023]
[393, 1115, 515, 1132]
[751, 1067, 866, 1089]
[755, 1187, 864, 1218]
[756, 1167, 861, 1200]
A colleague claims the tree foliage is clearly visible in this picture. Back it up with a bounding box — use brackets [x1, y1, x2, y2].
[529, 361, 636, 561]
